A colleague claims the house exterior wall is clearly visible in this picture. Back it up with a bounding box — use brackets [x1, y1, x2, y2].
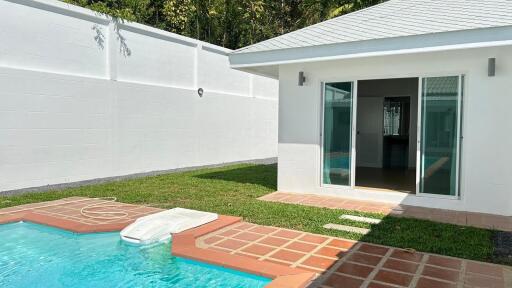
[278, 45, 512, 216]
[0, 0, 278, 192]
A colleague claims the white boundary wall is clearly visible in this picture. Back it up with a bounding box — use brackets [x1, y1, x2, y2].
[0, 0, 278, 191]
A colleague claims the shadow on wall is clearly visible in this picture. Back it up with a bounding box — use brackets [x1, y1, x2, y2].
[92, 16, 131, 56]
[193, 164, 277, 190]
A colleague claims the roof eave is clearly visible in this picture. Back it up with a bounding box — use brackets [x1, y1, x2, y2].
[229, 26, 512, 75]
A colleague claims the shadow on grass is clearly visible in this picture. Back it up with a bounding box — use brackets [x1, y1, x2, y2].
[193, 164, 277, 190]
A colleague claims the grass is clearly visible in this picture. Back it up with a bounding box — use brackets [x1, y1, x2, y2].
[0, 164, 495, 263]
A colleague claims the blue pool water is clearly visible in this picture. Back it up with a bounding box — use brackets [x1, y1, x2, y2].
[0, 222, 270, 288]
[328, 155, 350, 169]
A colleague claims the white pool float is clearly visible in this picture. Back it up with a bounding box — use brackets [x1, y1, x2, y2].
[120, 208, 218, 245]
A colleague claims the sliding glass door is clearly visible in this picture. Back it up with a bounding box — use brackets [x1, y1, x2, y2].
[418, 76, 463, 196]
[322, 82, 354, 186]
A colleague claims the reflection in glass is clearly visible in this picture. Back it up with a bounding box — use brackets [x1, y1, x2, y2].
[323, 82, 353, 186]
[420, 76, 461, 196]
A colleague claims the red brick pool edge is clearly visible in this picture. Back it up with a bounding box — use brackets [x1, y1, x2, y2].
[172, 215, 315, 288]
[0, 197, 314, 288]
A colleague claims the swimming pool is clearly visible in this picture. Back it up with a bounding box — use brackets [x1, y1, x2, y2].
[0, 222, 270, 288]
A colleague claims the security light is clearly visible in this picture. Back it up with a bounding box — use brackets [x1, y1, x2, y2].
[298, 71, 306, 86]
[488, 58, 496, 77]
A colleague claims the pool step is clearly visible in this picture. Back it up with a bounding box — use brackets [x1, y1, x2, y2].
[323, 223, 370, 235]
[339, 215, 381, 224]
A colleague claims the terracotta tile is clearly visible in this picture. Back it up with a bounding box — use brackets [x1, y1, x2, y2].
[258, 236, 290, 247]
[464, 273, 505, 287]
[296, 264, 324, 273]
[389, 249, 423, 263]
[416, 277, 456, 288]
[184, 215, 242, 238]
[235, 223, 256, 230]
[422, 265, 459, 282]
[358, 244, 389, 256]
[337, 262, 374, 278]
[382, 258, 419, 274]
[298, 234, 329, 244]
[203, 236, 224, 245]
[324, 273, 364, 288]
[266, 273, 316, 288]
[218, 229, 239, 237]
[284, 241, 317, 253]
[263, 258, 293, 266]
[466, 262, 503, 278]
[348, 252, 382, 266]
[300, 255, 337, 270]
[233, 232, 265, 242]
[373, 270, 413, 287]
[273, 229, 302, 239]
[367, 282, 396, 288]
[241, 244, 275, 256]
[214, 239, 247, 250]
[315, 246, 346, 258]
[327, 239, 356, 249]
[249, 226, 278, 235]
[222, 256, 269, 276]
[269, 250, 306, 263]
[427, 255, 462, 270]
[233, 252, 261, 260]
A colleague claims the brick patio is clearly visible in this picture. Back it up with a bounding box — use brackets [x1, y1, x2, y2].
[0, 197, 163, 232]
[198, 221, 512, 288]
[260, 192, 512, 231]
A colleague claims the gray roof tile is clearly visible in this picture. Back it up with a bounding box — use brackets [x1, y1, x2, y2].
[234, 0, 512, 54]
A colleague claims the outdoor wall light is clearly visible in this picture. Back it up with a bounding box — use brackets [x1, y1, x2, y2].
[488, 58, 496, 77]
[298, 71, 306, 86]
[198, 87, 204, 97]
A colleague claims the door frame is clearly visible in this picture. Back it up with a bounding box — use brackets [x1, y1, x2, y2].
[319, 73, 465, 199]
[320, 80, 358, 189]
[416, 75, 464, 199]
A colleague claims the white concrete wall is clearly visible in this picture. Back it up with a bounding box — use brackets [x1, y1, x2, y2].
[278, 45, 512, 216]
[0, 0, 278, 192]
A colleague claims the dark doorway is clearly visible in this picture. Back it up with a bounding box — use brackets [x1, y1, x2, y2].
[355, 78, 418, 193]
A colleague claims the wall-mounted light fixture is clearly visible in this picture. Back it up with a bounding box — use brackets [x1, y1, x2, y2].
[488, 58, 496, 77]
[298, 71, 306, 86]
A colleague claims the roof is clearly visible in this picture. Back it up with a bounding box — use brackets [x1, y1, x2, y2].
[230, 0, 512, 77]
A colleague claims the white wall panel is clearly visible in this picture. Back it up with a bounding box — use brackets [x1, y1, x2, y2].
[116, 27, 196, 88]
[0, 0, 108, 78]
[198, 48, 251, 95]
[0, 0, 278, 192]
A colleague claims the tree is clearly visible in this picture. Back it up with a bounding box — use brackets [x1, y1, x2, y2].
[63, 0, 387, 49]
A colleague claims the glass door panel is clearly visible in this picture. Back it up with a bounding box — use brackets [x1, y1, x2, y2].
[419, 76, 462, 196]
[323, 82, 354, 186]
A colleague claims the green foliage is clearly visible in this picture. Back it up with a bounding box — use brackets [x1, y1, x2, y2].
[62, 0, 387, 49]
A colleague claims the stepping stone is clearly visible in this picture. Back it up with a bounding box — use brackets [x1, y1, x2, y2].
[339, 215, 381, 224]
[323, 223, 370, 235]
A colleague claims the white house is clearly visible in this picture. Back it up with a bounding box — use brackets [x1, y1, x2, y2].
[229, 0, 512, 216]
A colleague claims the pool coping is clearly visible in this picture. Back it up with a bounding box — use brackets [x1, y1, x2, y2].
[0, 209, 314, 288]
[0, 211, 137, 233]
[171, 215, 315, 288]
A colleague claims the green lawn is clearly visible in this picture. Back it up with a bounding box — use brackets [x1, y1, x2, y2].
[0, 164, 495, 263]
